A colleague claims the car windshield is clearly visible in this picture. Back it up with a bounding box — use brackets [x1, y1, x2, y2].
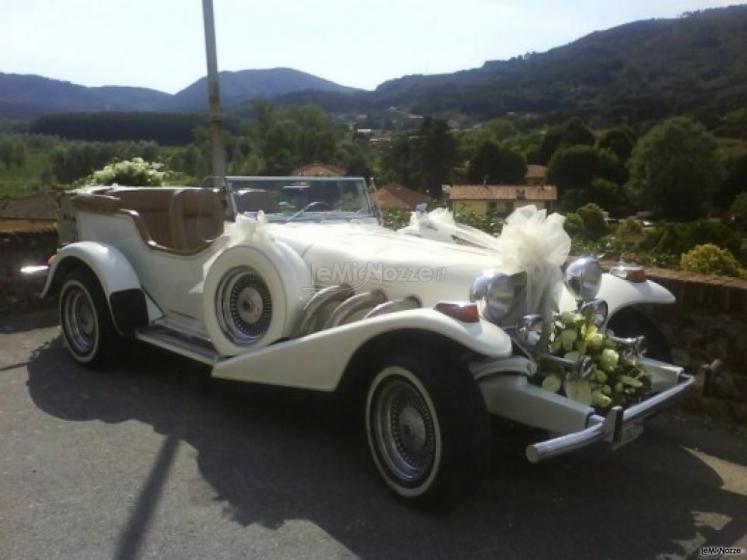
[226, 176, 374, 223]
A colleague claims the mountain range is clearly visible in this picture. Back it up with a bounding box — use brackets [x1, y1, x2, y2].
[2, 5, 746, 121]
[0, 68, 356, 118]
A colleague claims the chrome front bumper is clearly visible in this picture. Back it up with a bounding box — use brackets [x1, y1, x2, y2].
[525, 366, 712, 463]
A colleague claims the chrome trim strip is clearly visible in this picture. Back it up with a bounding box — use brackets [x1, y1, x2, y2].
[296, 284, 353, 336]
[324, 290, 387, 329]
[364, 297, 420, 319]
[525, 373, 696, 463]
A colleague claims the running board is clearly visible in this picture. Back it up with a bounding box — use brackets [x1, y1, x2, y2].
[135, 325, 219, 365]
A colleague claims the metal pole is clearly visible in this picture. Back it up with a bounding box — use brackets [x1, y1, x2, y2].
[202, 0, 236, 217]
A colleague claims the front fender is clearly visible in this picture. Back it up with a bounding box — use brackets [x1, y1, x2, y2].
[211, 309, 513, 391]
[559, 272, 674, 320]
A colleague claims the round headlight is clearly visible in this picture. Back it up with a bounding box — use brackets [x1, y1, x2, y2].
[564, 257, 603, 302]
[470, 271, 516, 323]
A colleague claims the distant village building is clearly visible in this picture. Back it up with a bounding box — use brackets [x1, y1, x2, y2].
[525, 164, 548, 185]
[449, 185, 557, 217]
[374, 184, 431, 211]
[292, 163, 346, 177]
[369, 137, 391, 147]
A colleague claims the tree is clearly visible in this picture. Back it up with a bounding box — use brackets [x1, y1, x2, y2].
[715, 153, 747, 210]
[467, 141, 526, 184]
[418, 118, 457, 198]
[576, 203, 608, 240]
[0, 136, 26, 168]
[598, 126, 637, 163]
[0, 137, 13, 168]
[628, 117, 724, 220]
[48, 140, 165, 184]
[537, 118, 595, 164]
[547, 145, 626, 194]
[381, 134, 418, 188]
[729, 192, 747, 232]
[459, 118, 517, 158]
[582, 177, 632, 217]
[337, 141, 372, 178]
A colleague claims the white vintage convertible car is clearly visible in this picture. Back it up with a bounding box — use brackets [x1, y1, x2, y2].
[35, 176, 713, 508]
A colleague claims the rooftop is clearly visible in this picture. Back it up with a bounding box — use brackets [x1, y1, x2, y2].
[449, 185, 557, 201]
[292, 163, 346, 177]
[374, 184, 431, 210]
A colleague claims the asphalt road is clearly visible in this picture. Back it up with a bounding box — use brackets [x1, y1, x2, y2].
[1, 310, 746, 560]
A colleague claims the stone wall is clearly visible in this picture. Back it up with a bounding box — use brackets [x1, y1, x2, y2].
[637, 267, 746, 426]
[0, 228, 58, 314]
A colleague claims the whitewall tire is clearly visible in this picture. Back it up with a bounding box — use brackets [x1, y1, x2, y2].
[367, 366, 443, 498]
[364, 344, 491, 509]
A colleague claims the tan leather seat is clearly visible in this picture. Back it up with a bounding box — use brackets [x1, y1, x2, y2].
[170, 188, 225, 252]
[113, 188, 180, 248]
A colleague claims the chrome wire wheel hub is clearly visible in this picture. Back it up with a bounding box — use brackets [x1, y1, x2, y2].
[373, 375, 436, 483]
[62, 285, 96, 355]
[216, 266, 273, 345]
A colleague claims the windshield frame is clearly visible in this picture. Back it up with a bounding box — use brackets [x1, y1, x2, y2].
[225, 176, 376, 223]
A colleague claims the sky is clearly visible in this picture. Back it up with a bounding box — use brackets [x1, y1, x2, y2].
[0, 0, 741, 93]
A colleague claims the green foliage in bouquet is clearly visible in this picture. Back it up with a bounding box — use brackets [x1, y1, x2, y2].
[539, 311, 652, 410]
[87, 157, 166, 187]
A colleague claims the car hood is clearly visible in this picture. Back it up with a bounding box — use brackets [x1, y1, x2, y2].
[267, 221, 505, 305]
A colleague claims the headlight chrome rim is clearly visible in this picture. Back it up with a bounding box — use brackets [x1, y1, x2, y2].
[470, 271, 525, 324]
[565, 257, 603, 302]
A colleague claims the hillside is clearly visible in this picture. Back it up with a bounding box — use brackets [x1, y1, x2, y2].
[0, 68, 356, 118]
[2, 5, 746, 121]
[0, 73, 171, 118]
[168, 67, 357, 110]
[278, 5, 747, 121]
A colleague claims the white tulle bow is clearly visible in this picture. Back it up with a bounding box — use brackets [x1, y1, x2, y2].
[400, 205, 571, 320]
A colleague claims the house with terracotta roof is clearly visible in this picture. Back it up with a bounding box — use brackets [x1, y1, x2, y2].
[292, 163, 346, 177]
[374, 184, 431, 211]
[449, 185, 557, 216]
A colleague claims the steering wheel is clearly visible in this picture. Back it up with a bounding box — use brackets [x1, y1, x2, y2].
[288, 200, 332, 222]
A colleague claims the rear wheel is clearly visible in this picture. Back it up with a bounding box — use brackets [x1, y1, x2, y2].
[364, 346, 490, 509]
[58, 269, 119, 368]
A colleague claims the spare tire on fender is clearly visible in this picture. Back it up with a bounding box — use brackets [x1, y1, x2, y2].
[203, 242, 311, 356]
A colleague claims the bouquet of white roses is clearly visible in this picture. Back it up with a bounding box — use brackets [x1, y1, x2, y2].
[538, 311, 652, 410]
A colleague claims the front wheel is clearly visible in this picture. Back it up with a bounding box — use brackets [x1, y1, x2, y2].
[365, 347, 490, 509]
